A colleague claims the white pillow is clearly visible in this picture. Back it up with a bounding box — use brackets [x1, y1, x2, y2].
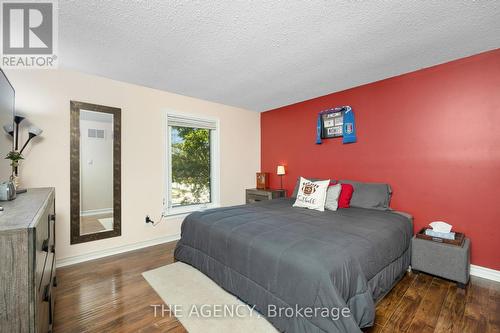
[324, 184, 342, 211]
[293, 177, 330, 212]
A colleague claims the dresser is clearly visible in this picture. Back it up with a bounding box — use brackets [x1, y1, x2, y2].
[0, 188, 56, 333]
[245, 188, 286, 204]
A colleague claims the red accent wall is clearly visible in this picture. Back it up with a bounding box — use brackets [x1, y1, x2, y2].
[261, 49, 500, 270]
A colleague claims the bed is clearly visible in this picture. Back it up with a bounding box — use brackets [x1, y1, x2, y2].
[174, 198, 412, 333]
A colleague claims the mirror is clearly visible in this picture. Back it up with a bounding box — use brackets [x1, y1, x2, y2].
[70, 101, 121, 244]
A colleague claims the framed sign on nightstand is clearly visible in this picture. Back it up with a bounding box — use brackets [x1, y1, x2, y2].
[256, 172, 269, 189]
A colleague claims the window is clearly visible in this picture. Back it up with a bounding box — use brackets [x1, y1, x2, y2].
[165, 113, 219, 215]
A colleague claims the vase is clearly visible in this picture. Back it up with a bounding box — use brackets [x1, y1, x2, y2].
[9, 173, 19, 189]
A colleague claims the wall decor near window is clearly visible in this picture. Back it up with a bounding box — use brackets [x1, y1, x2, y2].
[315, 106, 356, 144]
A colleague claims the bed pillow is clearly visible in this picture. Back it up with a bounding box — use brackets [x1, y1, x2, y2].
[293, 177, 330, 211]
[338, 183, 354, 208]
[292, 177, 334, 198]
[324, 184, 342, 211]
[340, 180, 392, 210]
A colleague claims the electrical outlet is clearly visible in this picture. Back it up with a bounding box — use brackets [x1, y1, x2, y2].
[145, 215, 154, 224]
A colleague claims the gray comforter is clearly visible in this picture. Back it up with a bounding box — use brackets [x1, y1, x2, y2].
[174, 199, 412, 333]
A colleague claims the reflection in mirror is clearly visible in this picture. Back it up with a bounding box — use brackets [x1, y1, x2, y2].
[79, 110, 114, 235]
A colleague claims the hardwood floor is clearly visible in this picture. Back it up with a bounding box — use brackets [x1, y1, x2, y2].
[54, 242, 185, 333]
[363, 272, 500, 333]
[54, 242, 500, 333]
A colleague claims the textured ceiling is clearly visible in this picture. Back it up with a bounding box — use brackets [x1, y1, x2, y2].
[59, 1, 500, 111]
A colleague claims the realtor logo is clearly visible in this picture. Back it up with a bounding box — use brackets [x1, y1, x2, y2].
[1, 0, 58, 68]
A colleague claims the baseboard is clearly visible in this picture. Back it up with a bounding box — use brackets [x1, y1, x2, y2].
[470, 264, 500, 282]
[56, 234, 181, 268]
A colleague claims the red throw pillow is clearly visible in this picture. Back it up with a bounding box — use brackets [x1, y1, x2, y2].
[338, 183, 354, 208]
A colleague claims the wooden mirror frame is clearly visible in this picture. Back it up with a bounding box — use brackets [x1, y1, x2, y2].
[70, 101, 122, 244]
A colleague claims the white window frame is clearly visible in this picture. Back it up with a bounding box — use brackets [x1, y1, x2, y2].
[164, 110, 220, 216]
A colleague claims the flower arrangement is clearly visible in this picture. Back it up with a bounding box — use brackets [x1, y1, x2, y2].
[5, 150, 24, 169]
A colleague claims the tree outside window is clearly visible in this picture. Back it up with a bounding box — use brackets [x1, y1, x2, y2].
[170, 126, 211, 206]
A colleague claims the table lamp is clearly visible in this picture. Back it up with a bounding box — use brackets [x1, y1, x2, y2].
[276, 165, 286, 190]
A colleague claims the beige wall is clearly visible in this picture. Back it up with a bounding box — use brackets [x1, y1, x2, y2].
[5, 69, 260, 261]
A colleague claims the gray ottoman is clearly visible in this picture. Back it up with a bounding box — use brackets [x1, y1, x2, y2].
[411, 236, 470, 288]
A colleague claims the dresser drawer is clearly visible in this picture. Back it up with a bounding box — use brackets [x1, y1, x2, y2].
[246, 193, 270, 203]
[245, 189, 285, 204]
[248, 189, 273, 197]
[35, 195, 56, 290]
[37, 253, 55, 333]
[38, 252, 54, 302]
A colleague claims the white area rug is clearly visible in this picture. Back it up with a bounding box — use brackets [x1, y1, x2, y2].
[142, 262, 278, 333]
[97, 217, 113, 230]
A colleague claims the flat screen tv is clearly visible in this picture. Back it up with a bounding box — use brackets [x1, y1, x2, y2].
[0, 68, 14, 182]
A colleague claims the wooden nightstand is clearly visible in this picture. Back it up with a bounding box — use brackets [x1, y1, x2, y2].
[245, 188, 286, 204]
